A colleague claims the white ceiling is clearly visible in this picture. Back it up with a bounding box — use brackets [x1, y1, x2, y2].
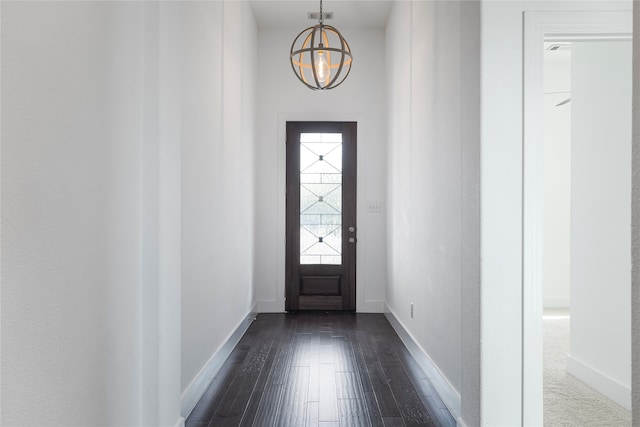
[249, 1, 394, 29]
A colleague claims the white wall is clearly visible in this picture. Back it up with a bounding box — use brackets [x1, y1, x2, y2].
[1, 2, 185, 425]
[543, 54, 572, 308]
[2, 1, 255, 425]
[568, 40, 632, 409]
[253, 24, 387, 313]
[142, 3, 184, 425]
[632, 3, 640, 419]
[459, 1, 482, 424]
[481, 1, 632, 424]
[180, 0, 257, 397]
[386, 1, 482, 422]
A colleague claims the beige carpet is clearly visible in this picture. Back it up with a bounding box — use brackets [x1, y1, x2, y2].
[544, 310, 631, 426]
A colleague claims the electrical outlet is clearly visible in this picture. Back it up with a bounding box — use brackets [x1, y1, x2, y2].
[410, 303, 414, 318]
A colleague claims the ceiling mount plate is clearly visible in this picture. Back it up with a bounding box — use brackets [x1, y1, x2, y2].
[308, 12, 333, 20]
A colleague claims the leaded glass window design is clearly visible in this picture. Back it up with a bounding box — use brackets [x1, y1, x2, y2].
[300, 133, 342, 265]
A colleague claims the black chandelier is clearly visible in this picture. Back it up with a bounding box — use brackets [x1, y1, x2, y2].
[289, 0, 353, 91]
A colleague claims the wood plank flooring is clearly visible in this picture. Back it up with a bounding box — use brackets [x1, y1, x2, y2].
[186, 312, 456, 427]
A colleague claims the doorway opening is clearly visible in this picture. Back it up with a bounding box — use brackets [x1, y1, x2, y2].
[542, 39, 632, 426]
[523, 10, 633, 426]
[285, 121, 357, 311]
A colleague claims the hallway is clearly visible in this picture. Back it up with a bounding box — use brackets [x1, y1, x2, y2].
[185, 313, 455, 427]
[1, 1, 638, 426]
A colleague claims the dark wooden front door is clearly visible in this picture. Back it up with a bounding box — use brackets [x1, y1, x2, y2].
[286, 122, 357, 311]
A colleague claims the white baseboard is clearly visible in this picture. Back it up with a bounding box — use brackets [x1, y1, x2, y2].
[180, 308, 257, 419]
[255, 300, 385, 313]
[566, 354, 631, 410]
[384, 305, 462, 422]
[543, 297, 570, 308]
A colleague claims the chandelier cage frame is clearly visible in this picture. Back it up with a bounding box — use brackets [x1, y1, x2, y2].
[289, 2, 353, 91]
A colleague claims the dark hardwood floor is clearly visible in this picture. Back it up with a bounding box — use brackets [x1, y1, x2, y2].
[186, 312, 456, 427]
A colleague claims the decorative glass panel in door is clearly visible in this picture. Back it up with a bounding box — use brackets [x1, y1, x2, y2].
[300, 132, 342, 265]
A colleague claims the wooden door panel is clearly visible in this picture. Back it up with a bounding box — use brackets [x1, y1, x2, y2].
[300, 276, 341, 296]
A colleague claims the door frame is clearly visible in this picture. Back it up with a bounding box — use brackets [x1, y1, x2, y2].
[271, 113, 363, 313]
[285, 121, 357, 311]
[522, 11, 632, 425]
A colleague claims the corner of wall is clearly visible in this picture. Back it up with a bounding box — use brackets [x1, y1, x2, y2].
[566, 354, 631, 410]
[384, 305, 462, 421]
[180, 311, 256, 419]
[630, 2, 640, 420]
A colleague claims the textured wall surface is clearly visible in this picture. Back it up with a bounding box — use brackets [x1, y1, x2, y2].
[1, 2, 148, 425]
[632, 2, 640, 422]
[386, 0, 470, 409]
[0, 2, 214, 425]
[385, 3, 482, 422]
[459, 1, 482, 424]
[180, 0, 257, 394]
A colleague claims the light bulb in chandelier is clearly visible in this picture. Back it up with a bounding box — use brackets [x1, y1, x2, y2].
[315, 51, 330, 83]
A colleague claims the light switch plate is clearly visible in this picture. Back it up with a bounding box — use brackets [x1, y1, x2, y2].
[367, 202, 381, 213]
